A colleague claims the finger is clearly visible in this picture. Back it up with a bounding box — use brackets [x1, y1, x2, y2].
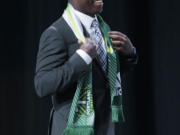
[78, 39, 83, 45]
[109, 33, 127, 41]
[85, 38, 92, 44]
[86, 38, 97, 47]
[111, 40, 125, 45]
[108, 31, 127, 38]
[85, 38, 94, 43]
[109, 31, 126, 37]
[109, 34, 127, 42]
[85, 38, 90, 42]
[113, 46, 123, 51]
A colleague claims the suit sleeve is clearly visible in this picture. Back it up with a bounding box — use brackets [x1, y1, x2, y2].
[118, 52, 138, 74]
[34, 27, 90, 98]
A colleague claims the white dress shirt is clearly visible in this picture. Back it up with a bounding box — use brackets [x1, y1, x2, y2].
[70, 5, 107, 65]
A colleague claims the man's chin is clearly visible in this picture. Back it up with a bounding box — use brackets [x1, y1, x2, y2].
[94, 0, 104, 7]
[93, 0, 103, 14]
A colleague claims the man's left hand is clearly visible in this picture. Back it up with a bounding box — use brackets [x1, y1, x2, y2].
[109, 31, 134, 56]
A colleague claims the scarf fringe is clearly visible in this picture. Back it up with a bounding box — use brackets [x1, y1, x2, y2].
[63, 126, 94, 135]
[112, 106, 125, 123]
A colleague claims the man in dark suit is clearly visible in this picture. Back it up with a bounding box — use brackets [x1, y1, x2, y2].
[34, 0, 137, 135]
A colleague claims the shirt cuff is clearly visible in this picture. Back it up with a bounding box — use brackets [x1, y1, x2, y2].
[128, 47, 137, 58]
[76, 49, 92, 65]
[132, 47, 137, 56]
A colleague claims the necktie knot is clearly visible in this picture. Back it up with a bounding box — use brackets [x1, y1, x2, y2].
[91, 19, 99, 29]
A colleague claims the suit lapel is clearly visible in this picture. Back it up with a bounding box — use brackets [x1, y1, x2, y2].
[56, 17, 107, 77]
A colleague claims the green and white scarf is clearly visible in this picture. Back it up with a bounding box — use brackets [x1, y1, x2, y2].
[62, 4, 125, 135]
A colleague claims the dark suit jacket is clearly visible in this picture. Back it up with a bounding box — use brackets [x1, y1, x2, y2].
[34, 17, 137, 135]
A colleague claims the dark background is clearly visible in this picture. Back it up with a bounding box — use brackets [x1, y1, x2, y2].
[1, 0, 180, 135]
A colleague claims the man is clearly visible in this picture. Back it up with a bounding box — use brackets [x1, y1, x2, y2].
[34, 0, 137, 135]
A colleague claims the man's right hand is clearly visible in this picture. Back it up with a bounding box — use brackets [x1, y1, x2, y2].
[78, 38, 97, 59]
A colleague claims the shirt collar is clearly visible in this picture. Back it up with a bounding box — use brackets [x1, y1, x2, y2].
[70, 4, 98, 31]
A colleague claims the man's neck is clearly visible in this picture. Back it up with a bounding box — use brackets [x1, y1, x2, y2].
[69, 2, 96, 17]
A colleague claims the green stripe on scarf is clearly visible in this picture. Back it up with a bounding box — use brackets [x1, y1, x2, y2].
[63, 4, 125, 135]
